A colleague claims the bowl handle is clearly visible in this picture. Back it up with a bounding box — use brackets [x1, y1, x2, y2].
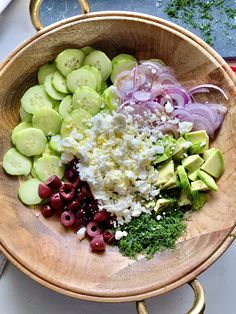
[29, 0, 90, 31]
[136, 279, 205, 314]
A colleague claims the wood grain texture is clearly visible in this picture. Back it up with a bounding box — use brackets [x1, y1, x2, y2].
[0, 13, 236, 302]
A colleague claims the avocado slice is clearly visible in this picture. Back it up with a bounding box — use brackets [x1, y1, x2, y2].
[154, 136, 181, 164]
[198, 170, 218, 191]
[202, 148, 218, 161]
[184, 130, 209, 153]
[154, 198, 175, 212]
[191, 191, 208, 210]
[201, 149, 224, 178]
[155, 160, 175, 188]
[178, 190, 191, 206]
[144, 200, 156, 209]
[188, 140, 208, 155]
[173, 137, 192, 160]
[182, 154, 204, 172]
[191, 180, 209, 191]
[177, 165, 192, 194]
[188, 169, 199, 181]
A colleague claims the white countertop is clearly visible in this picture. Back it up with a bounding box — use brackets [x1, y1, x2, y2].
[0, 1, 235, 313]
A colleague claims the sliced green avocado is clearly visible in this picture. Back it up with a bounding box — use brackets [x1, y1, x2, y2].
[155, 160, 175, 188]
[177, 165, 192, 194]
[154, 136, 181, 164]
[154, 198, 174, 212]
[191, 191, 208, 210]
[191, 180, 209, 191]
[198, 170, 218, 191]
[184, 130, 209, 153]
[201, 149, 224, 178]
[188, 169, 199, 181]
[162, 173, 177, 189]
[182, 154, 204, 172]
[144, 200, 156, 209]
[178, 190, 191, 206]
[202, 148, 218, 161]
[173, 137, 192, 160]
[188, 140, 208, 155]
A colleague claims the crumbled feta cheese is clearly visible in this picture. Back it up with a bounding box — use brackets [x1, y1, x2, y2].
[115, 230, 128, 240]
[200, 141, 206, 147]
[164, 101, 174, 113]
[156, 215, 162, 221]
[181, 141, 192, 149]
[178, 122, 193, 135]
[77, 227, 86, 240]
[161, 115, 167, 122]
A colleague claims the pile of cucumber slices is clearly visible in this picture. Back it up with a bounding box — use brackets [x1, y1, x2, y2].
[3, 47, 136, 205]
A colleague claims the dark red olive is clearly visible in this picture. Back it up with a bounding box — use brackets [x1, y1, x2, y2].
[86, 221, 102, 238]
[38, 184, 52, 199]
[81, 185, 93, 198]
[59, 183, 75, 200]
[77, 191, 85, 202]
[73, 218, 84, 232]
[67, 200, 80, 212]
[94, 210, 110, 222]
[41, 204, 54, 218]
[45, 175, 62, 189]
[103, 230, 115, 244]
[90, 235, 106, 252]
[60, 211, 75, 227]
[50, 192, 64, 210]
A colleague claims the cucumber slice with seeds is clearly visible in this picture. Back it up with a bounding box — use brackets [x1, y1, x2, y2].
[18, 178, 42, 205]
[66, 68, 97, 93]
[44, 73, 66, 100]
[52, 71, 69, 94]
[102, 86, 119, 111]
[37, 63, 57, 85]
[60, 109, 92, 138]
[15, 128, 47, 157]
[21, 85, 53, 114]
[81, 65, 102, 91]
[55, 49, 85, 76]
[48, 135, 62, 155]
[3, 148, 32, 176]
[72, 86, 102, 115]
[19, 106, 32, 122]
[84, 50, 112, 80]
[59, 95, 72, 119]
[112, 54, 136, 64]
[81, 46, 95, 55]
[32, 107, 62, 136]
[53, 101, 60, 112]
[11, 122, 32, 145]
[111, 59, 136, 83]
[34, 155, 65, 182]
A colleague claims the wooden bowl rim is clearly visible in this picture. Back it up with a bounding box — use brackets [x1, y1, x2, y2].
[0, 12, 235, 302]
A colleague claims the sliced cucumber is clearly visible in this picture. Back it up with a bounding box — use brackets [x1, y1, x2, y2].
[37, 62, 57, 85]
[34, 155, 65, 182]
[59, 95, 72, 119]
[32, 107, 62, 136]
[101, 81, 108, 92]
[102, 86, 120, 111]
[81, 46, 95, 55]
[72, 86, 102, 115]
[11, 122, 32, 145]
[81, 65, 102, 91]
[31, 166, 38, 178]
[19, 106, 32, 122]
[18, 178, 42, 205]
[3, 148, 32, 176]
[84, 50, 112, 80]
[60, 109, 92, 138]
[48, 135, 62, 155]
[21, 85, 53, 114]
[55, 49, 85, 76]
[52, 71, 69, 94]
[112, 54, 136, 64]
[44, 73, 66, 100]
[53, 100, 60, 112]
[111, 59, 136, 83]
[66, 68, 97, 93]
[15, 128, 47, 157]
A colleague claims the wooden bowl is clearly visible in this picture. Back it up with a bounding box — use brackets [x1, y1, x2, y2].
[0, 12, 236, 302]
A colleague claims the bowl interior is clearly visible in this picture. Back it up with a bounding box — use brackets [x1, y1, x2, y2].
[0, 14, 236, 301]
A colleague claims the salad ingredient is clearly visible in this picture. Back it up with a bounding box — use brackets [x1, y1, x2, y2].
[67, 67, 97, 93]
[38, 184, 52, 199]
[86, 221, 102, 238]
[59, 95, 72, 119]
[177, 165, 192, 194]
[182, 154, 204, 172]
[117, 211, 186, 259]
[191, 180, 209, 191]
[198, 170, 218, 191]
[90, 235, 106, 252]
[19, 106, 32, 122]
[200, 149, 224, 178]
[84, 50, 112, 80]
[18, 178, 42, 205]
[188, 169, 199, 181]
[37, 63, 57, 85]
[11, 122, 32, 145]
[41, 204, 54, 218]
[34, 155, 64, 182]
[67, 200, 80, 212]
[45, 175, 62, 189]
[15, 128, 47, 156]
[3, 148, 32, 176]
[21, 85, 53, 115]
[55, 48, 85, 76]
[111, 59, 137, 83]
[32, 107, 62, 136]
[103, 230, 115, 243]
[81, 46, 95, 55]
[52, 71, 69, 94]
[59, 183, 75, 200]
[48, 135, 63, 155]
[82, 65, 103, 92]
[77, 226, 86, 240]
[72, 86, 102, 115]
[94, 210, 110, 223]
[61, 211, 75, 227]
[50, 192, 64, 210]
[44, 73, 66, 100]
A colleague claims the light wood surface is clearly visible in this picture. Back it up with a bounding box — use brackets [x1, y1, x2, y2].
[0, 13, 236, 302]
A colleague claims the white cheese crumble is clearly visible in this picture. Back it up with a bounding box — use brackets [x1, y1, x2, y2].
[164, 101, 174, 113]
[115, 230, 128, 240]
[77, 227, 86, 240]
[181, 141, 192, 149]
[156, 215, 162, 221]
[178, 121, 193, 135]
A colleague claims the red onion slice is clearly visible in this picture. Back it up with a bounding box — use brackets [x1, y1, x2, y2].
[189, 84, 228, 100]
[171, 108, 194, 123]
[156, 123, 179, 138]
[192, 114, 215, 138]
[134, 91, 151, 101]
